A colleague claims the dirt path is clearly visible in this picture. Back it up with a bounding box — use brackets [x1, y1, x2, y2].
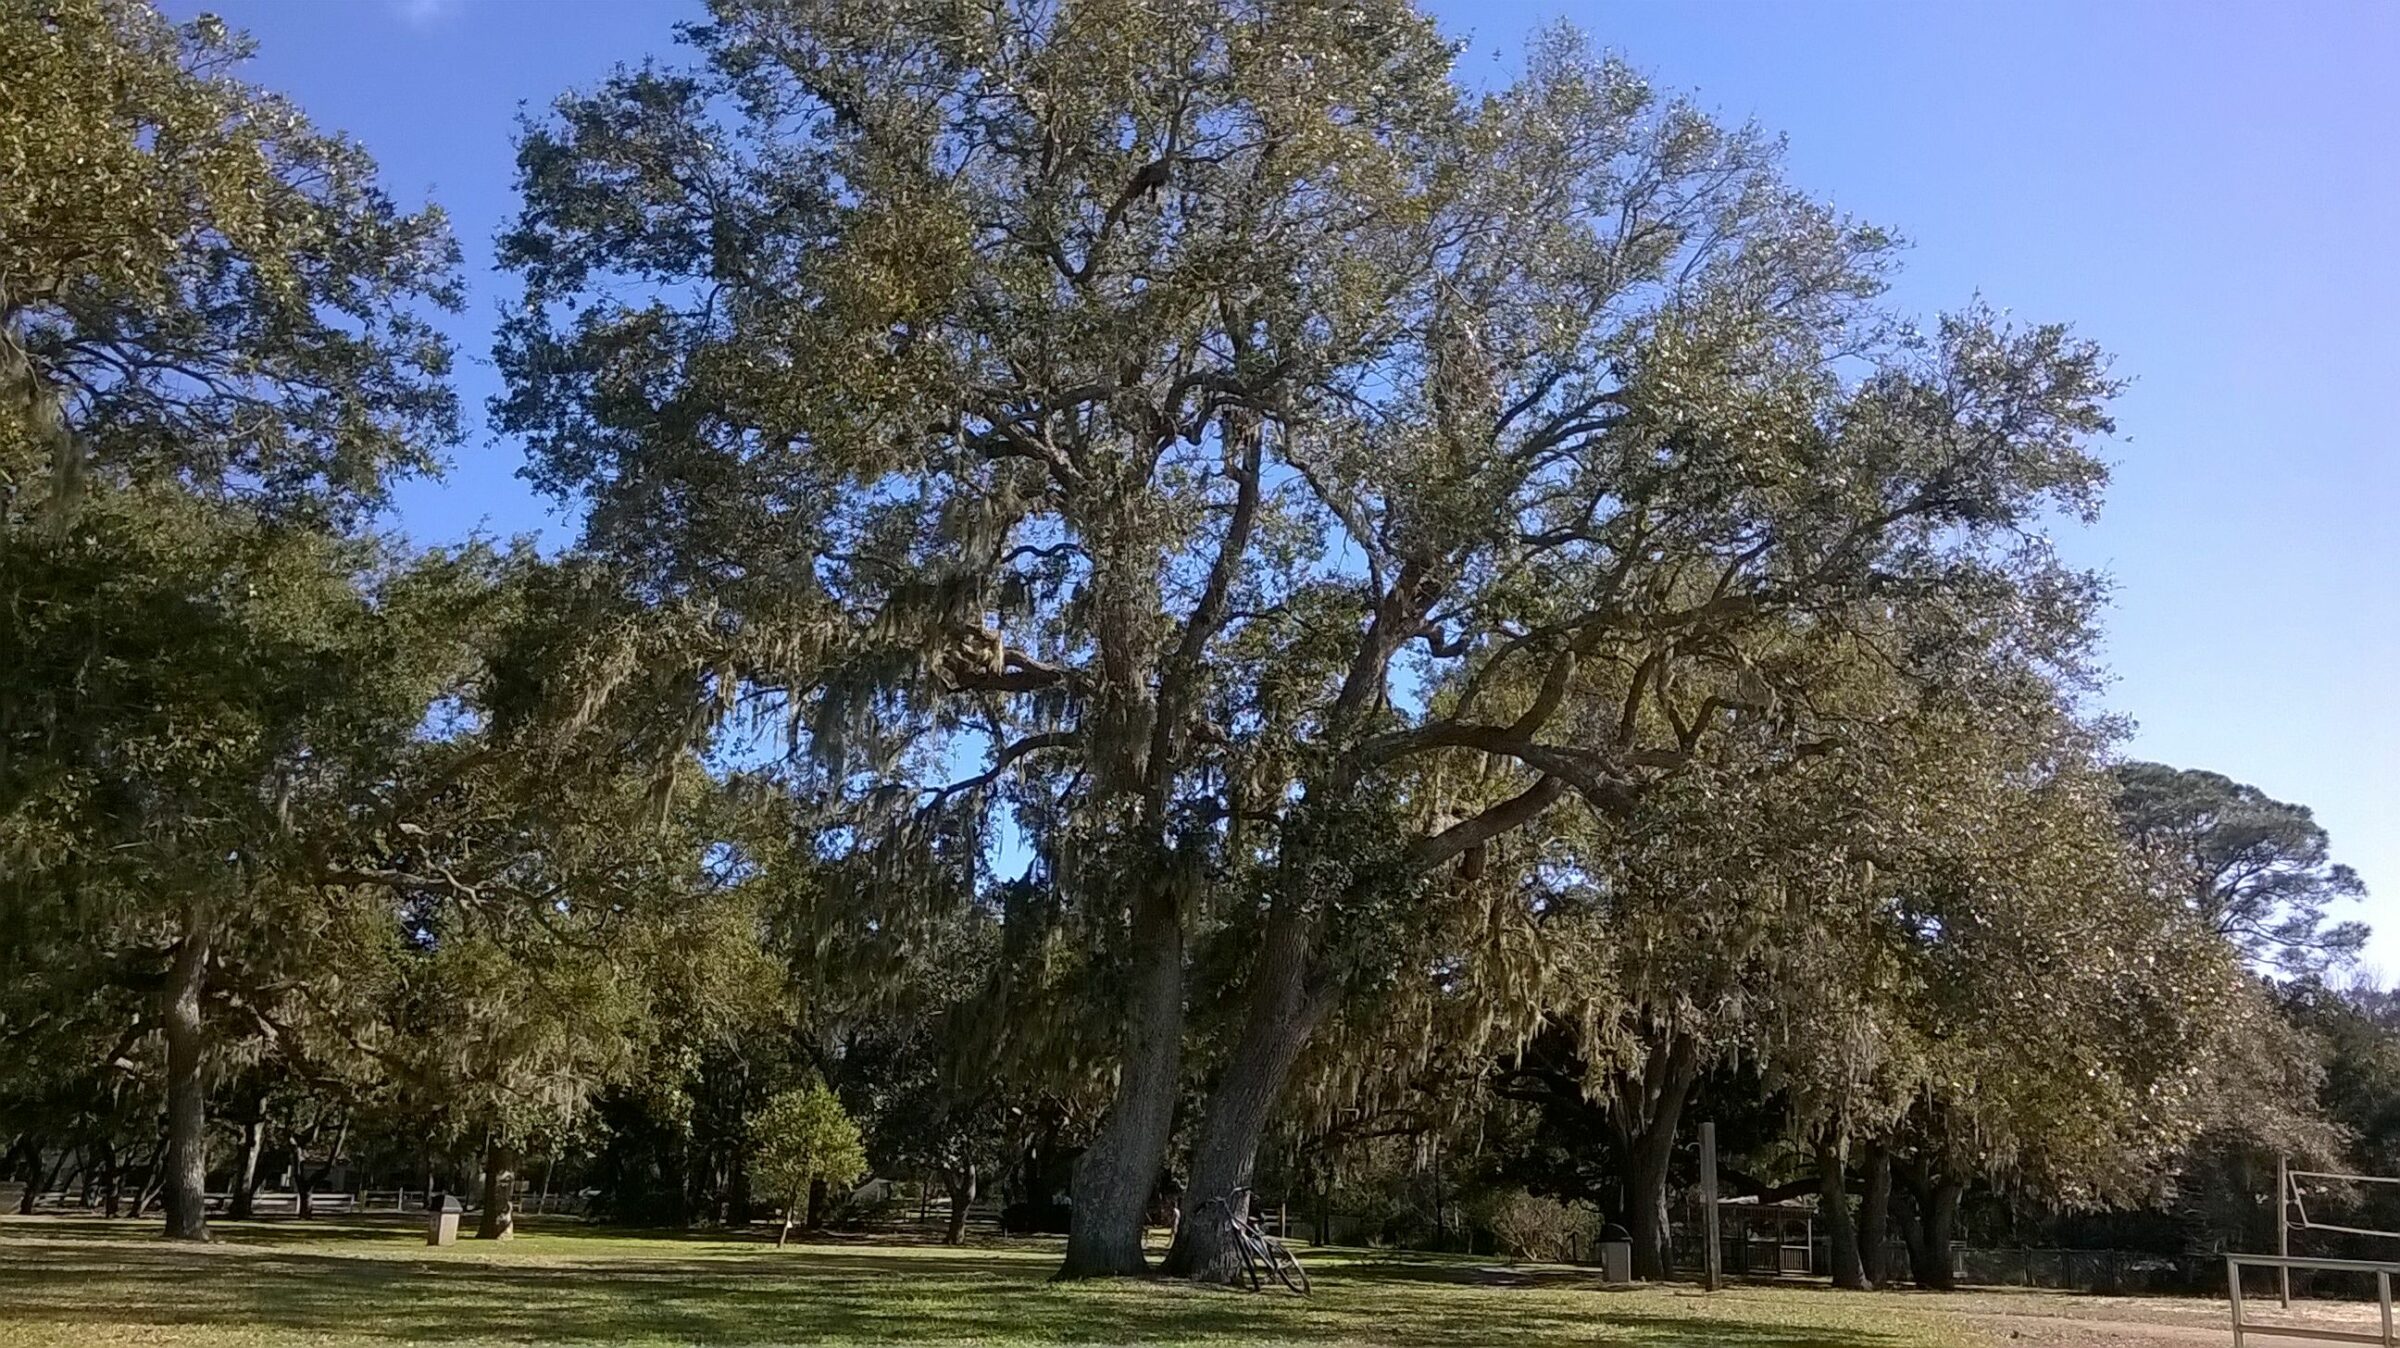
[1924, 1288, 2383, 1347]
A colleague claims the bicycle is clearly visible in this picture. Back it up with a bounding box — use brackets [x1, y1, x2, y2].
[1194, 1187, 1310, 1294]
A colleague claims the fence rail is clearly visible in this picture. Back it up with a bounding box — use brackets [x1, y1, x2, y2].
[2229, 1254, 2400, 1347]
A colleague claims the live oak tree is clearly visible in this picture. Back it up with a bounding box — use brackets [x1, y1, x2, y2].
[0, 0, 459, 529]
[498, 0, 2119, 1282]
[1, 0, 460, 1240]
[0, 499, 500, 1240]
[320, 702, 789, 1240]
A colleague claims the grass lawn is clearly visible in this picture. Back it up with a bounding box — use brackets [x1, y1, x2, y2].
[0, 1215, 1985, 1347]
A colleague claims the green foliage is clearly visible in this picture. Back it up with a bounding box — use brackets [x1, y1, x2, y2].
[749, 1079, 867, 1211]
[2116, 761, 2369, 976]
[1, 0, 460, 525]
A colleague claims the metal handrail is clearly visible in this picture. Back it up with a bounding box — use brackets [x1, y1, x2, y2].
[2229, 1253, 2400, 1347]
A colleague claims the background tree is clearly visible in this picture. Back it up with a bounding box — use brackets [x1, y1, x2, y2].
[2115, 762, 2369, 976]
[750, 1082, 866, 1249]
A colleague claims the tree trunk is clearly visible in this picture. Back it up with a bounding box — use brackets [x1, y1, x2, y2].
[477, 1141, 516, 1240]
[944, 1165, 976, 1246]
[1921, 1179, 1961, 1290]
[102, 1149, 123, 1218]
[1610, 1032, 1702, 1281]
[293, 1135, 324, 1219]
[160, 902, 211, 1241]
[227, 1111, 264, 1221]
[1057, 885, 1185, 1280]
[21, 1143, 64, 1215]
[1163, 903, 1324, 1283]
[1859, 1141, 1892, 1289]
[1898, 1159, 1961, 1291]
[777, 1185, 799, 1249]
[805, 1175, 828, 1232]
[1819, 1137, 1866, 1290]
[728, 1151, 753, 1229]
[134, 1140, 168, 1218]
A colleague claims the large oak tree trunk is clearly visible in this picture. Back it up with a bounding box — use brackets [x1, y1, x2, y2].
[1163, 904, 1323, 1283]
[477, 1141, 516, 1240]
[1819, 1137, 1867, 1290]
[1610, 1033, 1701, 1281]
[1057, 887, 1184, 1280]
[1859, 1141, 1892, 1289]
[160, 903, 211, 1241]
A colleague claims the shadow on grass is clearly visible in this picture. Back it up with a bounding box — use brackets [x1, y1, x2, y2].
[0, 1219, 1945, 1347]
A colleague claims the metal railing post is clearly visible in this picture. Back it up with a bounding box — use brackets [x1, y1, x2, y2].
[2282, 1157, 2294, 1309]
[2382, 1269, 2394, 1348]
[2230, 1255, 2245, 1348]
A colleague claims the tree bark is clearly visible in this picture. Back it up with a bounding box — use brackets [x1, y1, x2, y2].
[1921, 1179, 1961, 1290]
[1858, 1141, 1891, 1289]
[1057, 883, 1184, 1280]
[805, 1175, 828, 1232]
[777, 1185, 799, 1249]
[1819, 1137, 1866, 1290]
[1162, 901, 1324, 1283]
[227, 1111, 265, 1220]
[1898, 1158, 1961, 1290]
[160, 902, 212, 1241]
[133, 1139, 170, 1218]
[297, 1141, 319, 1218]
[20, 1142, 63, 1215]
[477, 1141, 516, 1240]
[1610, 1032, 1701, 1281]
[944, 1165, 976, 1246]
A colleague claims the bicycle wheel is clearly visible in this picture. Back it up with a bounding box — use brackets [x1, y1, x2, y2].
[1262, 1236, 1311, 1295]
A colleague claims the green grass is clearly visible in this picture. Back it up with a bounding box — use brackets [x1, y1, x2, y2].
[0, 1215, 1981, 1347]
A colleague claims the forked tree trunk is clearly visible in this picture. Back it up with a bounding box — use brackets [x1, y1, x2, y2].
[477, 1141, 516, 1240]
[1819, 1137, 1867, 1290]
[1163, 902, 1324, 1283]
[1057, 887, 1185, 1280]
[1610, 1033, 1701, 1281]
[943, 1165, 976, 1246]
[160, 903, 212, 1241]
[1858, 1141, 1892, 1288]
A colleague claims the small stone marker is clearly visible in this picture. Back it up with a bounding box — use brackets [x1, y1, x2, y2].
[426, 1193, 464, 1246]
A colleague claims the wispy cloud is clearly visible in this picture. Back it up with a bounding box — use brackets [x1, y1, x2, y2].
[391, 0, 467, 28]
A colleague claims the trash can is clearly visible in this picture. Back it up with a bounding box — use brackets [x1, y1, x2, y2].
[426, 1193, 465, 1246]
[1598, 1222, 1633, 1284]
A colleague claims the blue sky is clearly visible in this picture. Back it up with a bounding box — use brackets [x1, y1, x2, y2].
[182, 0, 2397, 963]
